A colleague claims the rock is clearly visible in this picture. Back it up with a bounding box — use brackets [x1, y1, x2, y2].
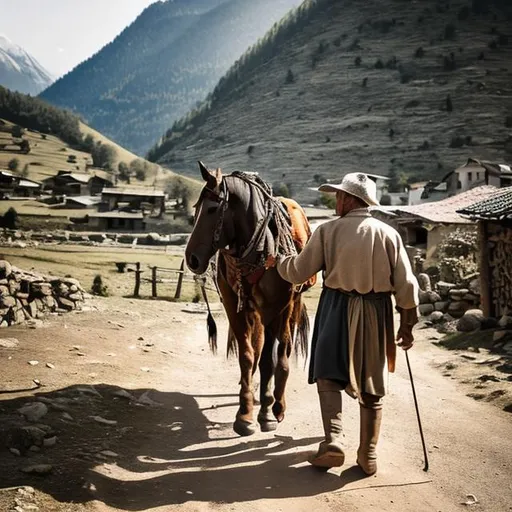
[443, 313, 455, 322]
[28, 360, 39, 366]
[9, 447, 21, 456]
[57, 297, 75, 310]
[434, 301, 449, 312]
[18, 403, 48, 422]
[417, 273, 432, 292]
[418, 304, 434, 316]
[68, 292, 83, 302]
[0, 337, 19, 348]
[112, 388, 135, 400]
[74, 386, 102, 398]
[503, 341, 512, 354]
[46, 362, 55, 369]
[481, 317, 498, 330]
[493, 330, 508, 342]
[457, 310, 484, 332]
[20, 464, 53, 475]
[90, 415, 117, 426]
[21, 426, 46, 446]
[463, 293, 480, 303]
[43, 436, 57, 447]
[469, 278, 481, 295]
[419, 290, 432, 304]
[62, 412, 74, 421]
[428, 311, 445, 324]
[137, 391, 162, 407]
[1, 295, 16, 308]
[100, 450, 119, 457]
[498, 315, 512, 328]
[437, 281, 456, 297]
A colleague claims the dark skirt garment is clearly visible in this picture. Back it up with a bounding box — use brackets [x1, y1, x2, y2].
[309, 287, 393, 397]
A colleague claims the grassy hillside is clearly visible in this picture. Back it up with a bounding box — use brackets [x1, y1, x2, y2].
[150, 0, 512, 203]
[40, 0, 302, 155]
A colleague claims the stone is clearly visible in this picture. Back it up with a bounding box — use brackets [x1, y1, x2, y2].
[463, 293, 480, 303]
[457, 310, 484, 332]
[437, 281, 456, 297]
[28, 360, 39, 366]
[100, 450, 119, 457]
[18, 403, 48, 422]
[0, 337, 19, 348]
[1, 295, 16, 308]
[46, 362, 55, 369]
[503, 341, 512, 354]
[90, 415, 117, 426]
[10, 447, 21, 456]
[112, 388, 135, 400]
[434, 301, 449, 312]
[419, 290, 432, 304]
[469, 278, 481, 295]
[43, 436, 57, 447]
[68, 292, 83, 302]
[428, 311, 445, 324]
[417, 273, 432, 292]
[493, 330, 508, 342]
[57, 297, 75, 310]
[443, 313, 455, 322]
[481, 317, 499, 330]
[0, 260, 12, 278]
[20, 464, 53, 475]
[498, 316, 512, 329]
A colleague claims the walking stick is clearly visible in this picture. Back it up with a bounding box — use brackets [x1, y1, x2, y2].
[405, 351, 429, 472]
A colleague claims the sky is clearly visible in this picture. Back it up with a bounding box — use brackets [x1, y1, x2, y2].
[0, 0, 157, 78]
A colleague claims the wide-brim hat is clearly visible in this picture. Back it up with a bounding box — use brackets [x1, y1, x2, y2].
[318, 172, 379, 206]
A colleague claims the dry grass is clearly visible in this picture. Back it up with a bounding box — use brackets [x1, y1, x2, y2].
[0, 244, 205, 301]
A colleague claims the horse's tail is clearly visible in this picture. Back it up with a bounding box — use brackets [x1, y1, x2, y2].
[227, 326, 238, 358]
[294, 297, 309, 359]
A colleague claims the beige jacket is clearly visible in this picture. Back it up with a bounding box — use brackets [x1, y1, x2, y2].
[277, 209, 419, 309]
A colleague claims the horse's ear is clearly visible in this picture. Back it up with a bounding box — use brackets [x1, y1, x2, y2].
[198, 161, 212, 182]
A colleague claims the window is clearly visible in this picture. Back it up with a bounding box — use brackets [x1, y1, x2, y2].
[468, 172, 473, 181]
[476, 172, 480, 180]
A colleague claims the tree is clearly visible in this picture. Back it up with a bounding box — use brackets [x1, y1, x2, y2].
[319, 192, 336, 209]
[11, 125, 24, 138]
[285, 69, 295, 84]
[91, 142, 117, 170]
[129, 158, 146, 181]
[274, 182, 290, 198]
[118, 161, 130, 181]
[21, 164, 29, 177]
[8, 158, 20, 172]
[2, 207, 18, 229]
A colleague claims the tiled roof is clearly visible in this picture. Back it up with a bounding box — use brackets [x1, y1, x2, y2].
[382, 185, 499, 224]
[457, 187, 512, 220]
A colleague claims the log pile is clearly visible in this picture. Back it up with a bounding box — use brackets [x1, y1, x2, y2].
[487, 226, 512, 317]
[0, 260, 85, 327]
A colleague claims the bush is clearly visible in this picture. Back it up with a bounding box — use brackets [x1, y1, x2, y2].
[436, 229, 479, 283]
[91, 275, 109, 297]
[443, 54, 457, 71]
[374, 59, 384, 69]
[505, 116, 512, 128]
[11, 125, 24, 138]
[8, 158, 19, 172]
[354, 56, 362, 66]
[285, 69, 295, 84]
[449, 135, 466, 148]
[1, 207, 18, 229]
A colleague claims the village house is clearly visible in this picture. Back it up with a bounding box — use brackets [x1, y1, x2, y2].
[0, 170, 42, 198]
[457, 187, 512, 318]
[100, 187, 165, 216]
[42, 170, 113, 196]
[372, 185, 499, 263]
[86, 211, 145, 232]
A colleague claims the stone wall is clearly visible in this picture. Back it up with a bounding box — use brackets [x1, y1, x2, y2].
[0, 261, 85, 327]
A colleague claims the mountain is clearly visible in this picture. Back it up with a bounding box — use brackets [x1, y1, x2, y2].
[148, 0, 512, 203]
[0, 35, 54, 95]
[40, 0, 302, 156]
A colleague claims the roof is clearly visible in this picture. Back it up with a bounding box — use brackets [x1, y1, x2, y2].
[65, 196, 102, 207]
[88, 211, 144, 219]
[455, 157, 512, 177]
[457, 187, 512, 220]
[382, 185, 499, 224]
[102, 187, 165, 197]
[18, 179, 41, 188]
[365, 173, 390, 181]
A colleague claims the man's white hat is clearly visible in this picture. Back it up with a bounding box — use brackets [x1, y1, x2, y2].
[318, 172, 379, 206]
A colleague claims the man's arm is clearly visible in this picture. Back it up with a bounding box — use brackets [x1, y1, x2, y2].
[275, 227, 325, 285]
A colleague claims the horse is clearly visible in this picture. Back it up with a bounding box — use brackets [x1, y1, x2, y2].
[185, 161, 315, 436]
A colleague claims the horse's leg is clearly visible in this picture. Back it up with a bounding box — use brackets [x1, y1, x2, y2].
[257, 327, 278, 432]
[217, 273, 258, 437]
[272, 302, 294, 423]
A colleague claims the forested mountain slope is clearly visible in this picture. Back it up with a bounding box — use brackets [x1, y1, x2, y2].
[149, 0, 512, 203]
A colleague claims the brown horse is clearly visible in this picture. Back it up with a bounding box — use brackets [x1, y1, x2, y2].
[185, 162, 315, 436]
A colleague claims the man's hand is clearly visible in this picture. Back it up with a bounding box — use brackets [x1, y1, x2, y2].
[396, 306, 418, 351]
[396, 325, 414, 350]
[265, 254, 277, 269]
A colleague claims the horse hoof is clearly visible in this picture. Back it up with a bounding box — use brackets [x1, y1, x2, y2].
[233, 419, 257, 437]
[259, 419, 278, 432]
[272, 402, 285, 423]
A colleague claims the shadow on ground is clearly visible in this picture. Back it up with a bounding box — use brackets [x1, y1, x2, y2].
[0, 384, 367, 509]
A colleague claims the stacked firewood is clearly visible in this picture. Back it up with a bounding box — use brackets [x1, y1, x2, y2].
[488, 227, 512, 317]
[0, 260, 85, 327]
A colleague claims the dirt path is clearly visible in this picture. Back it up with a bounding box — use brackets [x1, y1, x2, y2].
[0, 297, 511, 512]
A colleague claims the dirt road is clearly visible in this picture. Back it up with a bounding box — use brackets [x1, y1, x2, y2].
[0, 297, 511, 512]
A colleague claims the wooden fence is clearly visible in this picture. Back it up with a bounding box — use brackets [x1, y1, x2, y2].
[125, 260, 216, 299]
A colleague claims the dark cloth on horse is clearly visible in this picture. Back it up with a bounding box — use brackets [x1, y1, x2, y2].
[309, 287, 393, 398]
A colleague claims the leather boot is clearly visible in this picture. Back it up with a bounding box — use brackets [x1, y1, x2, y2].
[356, 394, 383, 476]
[308, 379, 345, 468]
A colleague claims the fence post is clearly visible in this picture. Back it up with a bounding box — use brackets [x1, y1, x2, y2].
[174, 259, 185, 300]
[133, 262, 141, 298]
[152, 266, 157, 298]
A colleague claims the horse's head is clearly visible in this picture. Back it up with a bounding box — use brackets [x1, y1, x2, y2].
[185, 161, 233, 274]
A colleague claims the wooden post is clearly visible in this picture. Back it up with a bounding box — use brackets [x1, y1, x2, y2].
[133, 262, 141, 298]
[174, 259, 185, 300]
[479, 221, 492, 317]
[152, 266, 158, 298]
